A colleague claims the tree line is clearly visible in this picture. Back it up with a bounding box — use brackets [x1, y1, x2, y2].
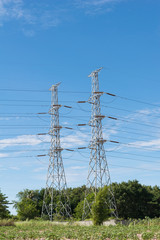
[1, 180, 160, 221]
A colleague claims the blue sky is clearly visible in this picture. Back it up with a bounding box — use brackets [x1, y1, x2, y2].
[0, 0, 160, 214]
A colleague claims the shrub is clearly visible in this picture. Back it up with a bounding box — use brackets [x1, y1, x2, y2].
[92, 186, 111, 225]
[0, 219, 15, 226]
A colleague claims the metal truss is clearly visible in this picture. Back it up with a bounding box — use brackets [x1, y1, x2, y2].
[82, 68, 118, 219]
[42, 83, 71, 221]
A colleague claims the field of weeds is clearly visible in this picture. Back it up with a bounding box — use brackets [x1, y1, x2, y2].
[0, 218, 160, 240]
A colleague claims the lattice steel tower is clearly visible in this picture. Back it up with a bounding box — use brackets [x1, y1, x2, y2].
[82, 68, 117, 219]
[42, 83, 71, 221]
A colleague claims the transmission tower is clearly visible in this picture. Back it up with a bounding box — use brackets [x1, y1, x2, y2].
[82, 68, 118, 219]
[42, 83, 71, 221]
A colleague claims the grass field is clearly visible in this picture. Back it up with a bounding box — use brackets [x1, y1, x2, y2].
[0, 218, 160, 240]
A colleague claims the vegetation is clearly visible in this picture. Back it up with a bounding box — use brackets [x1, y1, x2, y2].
[92, 186, 111, 225]
[0, 219, 15, 226]
[0, 218, 160, 239]
[0, 190, 10, 219]
[111, 180, 160, 219]
[13, 180, 160, 221]
[0, 181, 160, 238]
[13, 189, 43, 220]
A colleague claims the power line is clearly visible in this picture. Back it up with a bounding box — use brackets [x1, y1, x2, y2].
[0, 155, 36, 159]
[121, 142, 160, 152]
[107, 154, 160, 164]
[62, 158, 160, 173]
[0, 99, 83, 103]
[0, 149, 49, 152]
[0, 127, 49, 129]
[101, 103, 160, 119]
[0, 104, 50, 107]
[115, 115, 160, 130]
[108, 134, 157, 144]
[0, 88, 49, 92]
[109, 163, 160, 172]
[105, 92, 160, 108]
[0, 99, 51, 103]
[109, 128, 158, 139]
[1, 151, 160, 173]
[109, 150, 160, 159]
[0, 88, 159, 108]
[67, 150, 160, 165]
[0, 88, 90, 94]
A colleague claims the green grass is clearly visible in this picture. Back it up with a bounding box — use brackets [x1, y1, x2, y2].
[0, 218, 159, 239]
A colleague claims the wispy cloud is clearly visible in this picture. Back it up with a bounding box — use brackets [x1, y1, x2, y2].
[0, 153, 9, 157]
[110, 108, 160, 151]
[66, 167, 88, 186]
[0, 134, 50, 149]
[0, 0, 68, 31]
[0, 0, 33, 25]
[71, 166, 87, 170]
[9, 166, 20, 170]
[33, 167, 47, 173]
[61, 132, 88, 148]
[0, 117, 10, 121]
[0, 130, 88, 151]
[0, 167, 7, 171]
[74, 0, 124, 14]
[131, 138, 160, 150]
[75, 0, 122, 7]
[0, 0, 125, 32]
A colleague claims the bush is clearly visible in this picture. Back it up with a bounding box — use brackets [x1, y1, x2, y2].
[92, 186, 111, 225]
[0, 219, 15, 226]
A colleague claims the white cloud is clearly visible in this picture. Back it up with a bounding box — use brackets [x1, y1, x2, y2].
[102, 106, 160, 153]
[124, 107, 160, 124]
[71, 166, 87, 170]
[33, 167, 47, 173]
[139, 163, 160, 172]
[66, 168, 87, 186]
[0, 167, 7, 171]
[0, 117, 10, 121]
[0, 0, 26, 21]
[0, 130, 88, 151]
[22, 28, 35, 37]
[61, 132, 88, 148]
[0, 134, 50, 149]
[9, 166, 20, 170]
[76, 0, 121, 7]
[103, 128, 118, 140]
[131, 138, 160, 150]
[74, 0, 123, 14]
[0, 0, 125, 32]
[0, 153, 9, 157]
[62, 121, 69, 126]
[0, 0, 64, 30]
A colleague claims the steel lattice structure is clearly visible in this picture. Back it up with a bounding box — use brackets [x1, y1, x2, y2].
[42, 83, 71, 221]
[82, 68, 118, 219]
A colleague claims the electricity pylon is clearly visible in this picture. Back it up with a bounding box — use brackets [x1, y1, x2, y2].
[82, 68, 118, 219]
[42, 83, 71, 221]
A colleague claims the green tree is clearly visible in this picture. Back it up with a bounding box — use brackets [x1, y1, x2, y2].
[16, 198, 39, 220]
[0, 190, 10, 219]
[14, 189, 42, 220]
[146, 185, 160, 218]
[111, 180, 157, 219]
[92, 186, 111, 225]
[66, 185, 86, 215]
[74, 192, 94, 220]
